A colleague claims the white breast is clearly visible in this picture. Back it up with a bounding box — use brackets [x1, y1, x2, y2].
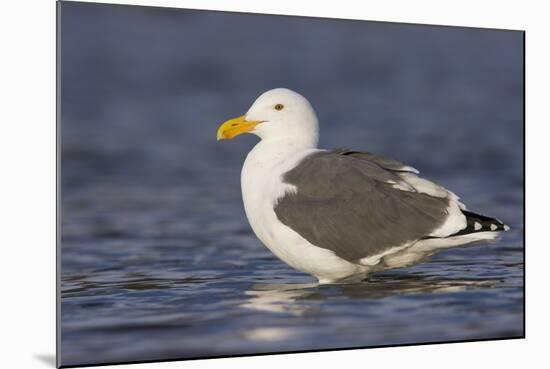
[240, 141, 364, 283]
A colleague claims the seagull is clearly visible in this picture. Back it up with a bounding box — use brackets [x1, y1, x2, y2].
[217, 88, 509, 284]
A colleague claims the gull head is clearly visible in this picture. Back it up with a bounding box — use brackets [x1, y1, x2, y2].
[217, 88, 319, 148]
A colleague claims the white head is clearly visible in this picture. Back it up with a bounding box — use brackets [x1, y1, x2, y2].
[217, 88, 319, 149]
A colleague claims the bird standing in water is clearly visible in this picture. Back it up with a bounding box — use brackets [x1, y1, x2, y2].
[217, 88, 508, 283]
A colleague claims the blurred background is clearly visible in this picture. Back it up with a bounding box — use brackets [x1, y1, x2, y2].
[60, 2, 523, 367]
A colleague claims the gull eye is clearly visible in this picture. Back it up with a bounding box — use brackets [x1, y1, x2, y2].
[274, 104, 284, 111]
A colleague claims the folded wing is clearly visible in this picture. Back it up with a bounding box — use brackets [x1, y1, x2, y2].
[274, 150, 468, 264]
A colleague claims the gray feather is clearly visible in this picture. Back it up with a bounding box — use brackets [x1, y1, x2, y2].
[333, 149, 419, 173]
[274, 150, 450, 263]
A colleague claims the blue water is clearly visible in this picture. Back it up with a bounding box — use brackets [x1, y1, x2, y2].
[59, 3, 524, 367]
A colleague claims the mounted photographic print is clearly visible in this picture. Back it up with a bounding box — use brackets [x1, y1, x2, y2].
[57, 1, 525, 367]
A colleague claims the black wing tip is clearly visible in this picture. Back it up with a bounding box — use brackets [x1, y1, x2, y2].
[454, 210, 510, 236]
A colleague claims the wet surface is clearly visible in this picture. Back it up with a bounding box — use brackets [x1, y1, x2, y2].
[59, 3, 524, 366]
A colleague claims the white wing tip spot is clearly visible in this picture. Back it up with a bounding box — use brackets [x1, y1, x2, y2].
[504, 225, 510, 231]
[474, 222, 482, 231]
[490, 224, 498, 231]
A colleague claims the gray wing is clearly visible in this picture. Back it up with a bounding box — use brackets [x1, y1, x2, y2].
[274, 150, 451, 263]
[333, 149, 419, 173]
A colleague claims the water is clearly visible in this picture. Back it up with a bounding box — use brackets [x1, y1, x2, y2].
[59, 3, 524, 367]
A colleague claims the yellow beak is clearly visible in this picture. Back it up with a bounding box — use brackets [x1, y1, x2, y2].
[216, 115, 262, 140]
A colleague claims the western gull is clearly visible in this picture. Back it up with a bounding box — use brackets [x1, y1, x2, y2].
[217, 88, 509, 283]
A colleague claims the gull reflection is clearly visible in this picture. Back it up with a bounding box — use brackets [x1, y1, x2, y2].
[242, 283, 320, 314]
[242, 276, 499, 316]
